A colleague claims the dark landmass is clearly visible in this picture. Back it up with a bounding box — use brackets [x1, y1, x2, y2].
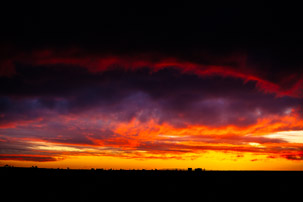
[1, 167, 302, 202]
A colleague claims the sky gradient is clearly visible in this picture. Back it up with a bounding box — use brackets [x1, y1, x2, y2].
[1, 49, 302, 170]
[0, 2, 303, 170]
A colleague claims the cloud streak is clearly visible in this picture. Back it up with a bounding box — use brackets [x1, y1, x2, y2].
[0, 48, 302, 167]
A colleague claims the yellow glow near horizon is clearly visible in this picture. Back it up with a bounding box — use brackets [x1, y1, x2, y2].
[1, 116, 302, 170]
[1, 151, 302, 170]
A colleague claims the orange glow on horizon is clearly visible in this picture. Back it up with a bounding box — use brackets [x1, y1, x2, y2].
[1, 112, 302, 170]
[1, 51, 302, 170]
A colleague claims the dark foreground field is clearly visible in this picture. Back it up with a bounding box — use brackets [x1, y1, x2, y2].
[1, 167, 302, 202]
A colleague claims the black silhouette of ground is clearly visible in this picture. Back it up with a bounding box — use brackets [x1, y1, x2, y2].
[1, 167, 302, 202]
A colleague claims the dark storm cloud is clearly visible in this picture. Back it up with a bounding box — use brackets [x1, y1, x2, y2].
[1, 1, 303, 87]
[0, 114, 117, 146]
[0, 63, 301, 128]
[0, 155, 57, 162]
[282, 154, 303, 161]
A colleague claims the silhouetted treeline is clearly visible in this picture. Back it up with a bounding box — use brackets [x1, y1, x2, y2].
[1, 167, 302, 202]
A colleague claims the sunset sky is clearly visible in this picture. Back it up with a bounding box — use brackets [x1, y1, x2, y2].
[0, 2, 302, 170]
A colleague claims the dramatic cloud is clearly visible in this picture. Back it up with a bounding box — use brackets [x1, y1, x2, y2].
[0, 155, 57, 162]
[0, 48, 302, 168]
[1, 49, 303, 98]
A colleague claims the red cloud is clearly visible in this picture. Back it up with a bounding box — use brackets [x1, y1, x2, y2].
[2, 49, 302, 98]
[0, 154, 58, 162]
[1, 48, 302, 167]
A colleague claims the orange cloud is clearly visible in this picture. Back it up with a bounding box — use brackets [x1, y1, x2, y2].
[1, 48, 302, 170]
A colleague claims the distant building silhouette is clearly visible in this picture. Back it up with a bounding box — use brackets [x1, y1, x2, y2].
[195, 168, 202, 172]
[188, 168, 192, 171]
